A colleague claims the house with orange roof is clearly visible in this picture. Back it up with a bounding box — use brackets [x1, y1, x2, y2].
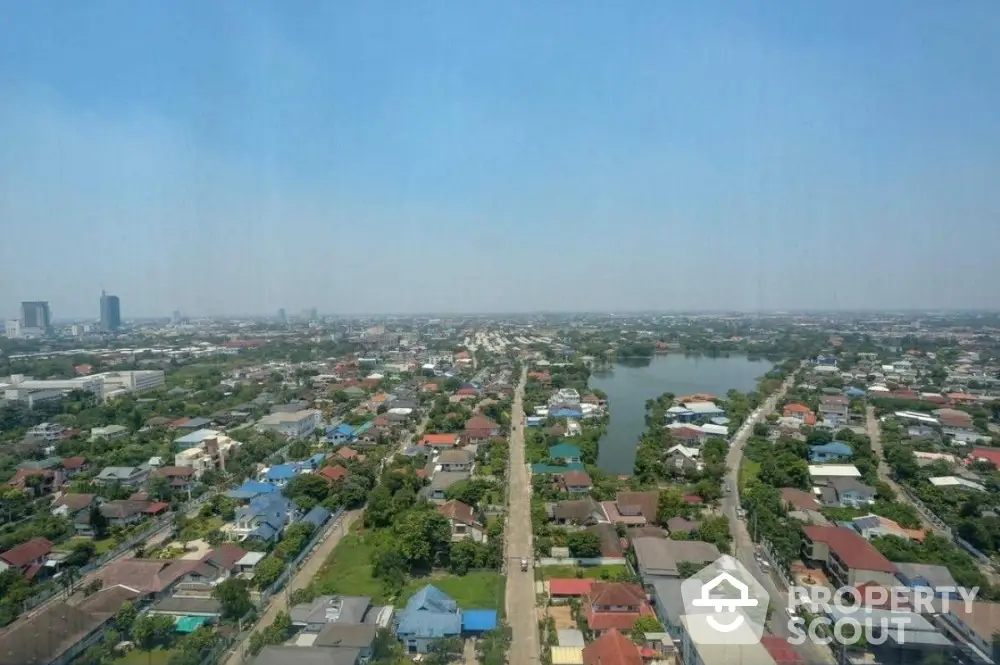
[420, 433, 460, 448]
[783, 403, 817, 426]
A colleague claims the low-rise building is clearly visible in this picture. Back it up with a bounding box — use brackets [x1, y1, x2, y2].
[256, 409, 323, 439]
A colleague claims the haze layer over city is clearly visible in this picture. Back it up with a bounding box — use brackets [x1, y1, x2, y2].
[2, 4, 1000, 665]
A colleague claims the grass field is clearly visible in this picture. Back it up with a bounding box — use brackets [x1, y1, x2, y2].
[311, 533, 386, 601]
[399, 571, 504, 610]
[739, 459, 761, 490]
[113, 649, 176, 665]
[533, 565, 626, 580]
[53, 536, 117, 555]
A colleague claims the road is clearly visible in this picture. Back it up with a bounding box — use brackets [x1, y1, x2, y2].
[723, 370, 834, 665]
[224, 508, 360, 665]
[505, 367, 539, 665]
[225, 417, 430, 665]
[865, 406, 947, 538]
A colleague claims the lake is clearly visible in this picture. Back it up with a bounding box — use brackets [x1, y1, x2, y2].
[590, 354, 772, 474]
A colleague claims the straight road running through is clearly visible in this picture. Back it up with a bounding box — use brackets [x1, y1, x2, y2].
[505, 367, 540, 665]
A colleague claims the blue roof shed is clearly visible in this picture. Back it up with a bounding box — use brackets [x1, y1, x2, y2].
[301, 505, 331, 530]
[808, 441, 854, 463]
[462, 610, 498, 633]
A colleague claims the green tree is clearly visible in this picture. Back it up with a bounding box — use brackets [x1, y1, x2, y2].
[89, 504, 109, 539]
[449, 538, 483, 575]
[657, 488, 686, 524]
[630, 615, 664, 641]
[677, 561, 701, 578]
[394, 507, 452, 571]
[566, 531, 602, 558]
[114, 601, 137, 633]
[213, 578, 253, 621]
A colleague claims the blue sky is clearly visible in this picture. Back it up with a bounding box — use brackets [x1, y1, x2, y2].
[2, 1, 998, 317]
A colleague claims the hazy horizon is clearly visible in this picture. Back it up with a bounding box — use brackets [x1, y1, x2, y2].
[2, 1, 999, 318]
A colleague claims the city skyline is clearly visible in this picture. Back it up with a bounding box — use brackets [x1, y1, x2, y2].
[1, 2, 998, 315]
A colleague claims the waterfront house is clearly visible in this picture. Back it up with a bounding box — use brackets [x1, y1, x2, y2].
[549, 443, 583, 465]
[557, 470, 593, 494]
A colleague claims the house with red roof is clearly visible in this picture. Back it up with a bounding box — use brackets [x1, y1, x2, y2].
[336, 446, 364, 461]
[464, 416, 500, 444]
[62, 456, 89, 477]
[583, 582, 654, 636]
[319, 465, 350, 483]
[548, 578, 595, 598]
[670, 426, 707, 445]
[802, 525, 898, 588]
[582, 628, 642, 665]
[420, 433, 460, 448]
[0, 537, 53, 578]
[968, 447, 1000, 468]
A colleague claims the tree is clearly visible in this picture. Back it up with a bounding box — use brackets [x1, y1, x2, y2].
[89, 504, 109, 539]
[449, 539, 483, 575]
[365, 485, 396, 528]
[630, 615, 663, 641]
[114, 601, 137, 633]
[697, 516, 732, 553]
[657, 488, 686, 524]
[66, 539, 96, 567]
[677, 561, 701, 578]
[253, 555, 286, 590]
[285, 474, 330, 504]
[213, 578, 253, 621]
[566, 531, 602, 558]
[394, 508, 452, 571]
[287, 440, 311, 460]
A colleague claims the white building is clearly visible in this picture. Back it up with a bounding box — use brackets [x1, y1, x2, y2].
[26, 423, 68, 441]
[256, 409, 323, 440]
[548, 388, 581, 406]
[175, 431, 241, 479]
[4, 320, 22, 339]
[0, 370, 164, 405]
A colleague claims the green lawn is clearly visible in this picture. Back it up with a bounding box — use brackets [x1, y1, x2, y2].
[400, 571, 504, 610]
[311, 534, 386, 601]
[179, 516, 223, 542]
[533, 565, 625, 580]
[739, 460, 761, 490]
[53, 536, 117, 555]
[113, 649, 177, 665]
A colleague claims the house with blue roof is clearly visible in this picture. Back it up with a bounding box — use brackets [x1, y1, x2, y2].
[549, 443, 582, 464]
[845, 387, 866, 398]
[262, 463, 300, 487]
[226, 479, 279, 502]
[300, 505, 331, 531]
[395, 585, 462, 653]
[232, 494, 299, 543]
[305, 452, 328, 469]
[808, 441, 854, 464]
[325, 423, 356, 445]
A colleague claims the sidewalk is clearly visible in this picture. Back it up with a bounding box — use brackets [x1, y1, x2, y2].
[222, 508, 361, 665]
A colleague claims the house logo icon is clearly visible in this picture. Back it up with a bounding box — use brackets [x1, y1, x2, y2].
[681, 555, 769, 645]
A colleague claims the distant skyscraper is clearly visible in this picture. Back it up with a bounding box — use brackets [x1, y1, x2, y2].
[20, 301, 51, 331]
[100, 290, 121, 331]
[278, 308, 287, 324]
[308, 307, 318, 322]
[172, 310, 182, 325]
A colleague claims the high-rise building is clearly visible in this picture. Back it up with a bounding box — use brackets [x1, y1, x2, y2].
[100, 290, 121, 331]
[308, 307, 318, 321]
[20, 301, 51, 331]
[278, 308, 287, 324]
[172, 310, 182, 325]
